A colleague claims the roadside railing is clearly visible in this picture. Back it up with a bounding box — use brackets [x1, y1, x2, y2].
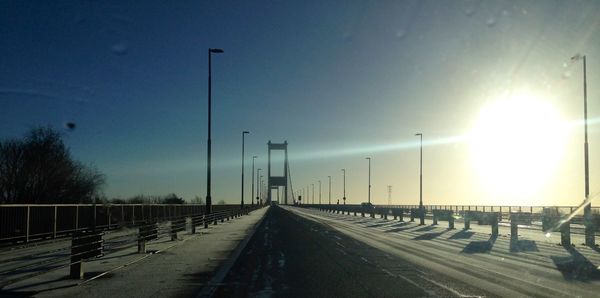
[0, 204, 266, 287]
[0, 203, 253, 245]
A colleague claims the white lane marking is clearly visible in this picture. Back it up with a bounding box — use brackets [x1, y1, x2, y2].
[336, 248, 348, 256]
[419, 274, 482, 298]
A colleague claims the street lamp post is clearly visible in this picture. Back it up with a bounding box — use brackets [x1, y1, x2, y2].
[328, 175, 331, 205]
[341, 169, 346, 205]
[251, 156, 257, 206]
[206, 47, 223, 215]
[319, 180, 322, 204]
[257, 168, 262, 205]
[241, 131, 250, 209]
[415, 133, 424, 225]
[312, 184, 315, 204]
[260, 175, 264, 205]
[366, 157, 371, 204]
[572, 54, 594, 246]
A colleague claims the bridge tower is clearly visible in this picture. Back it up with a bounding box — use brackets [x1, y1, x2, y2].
[267, 141, 288, 205]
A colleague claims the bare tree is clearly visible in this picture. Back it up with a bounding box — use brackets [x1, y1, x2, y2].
[190, 195, 204, 205]
[0, 127, 105, 204]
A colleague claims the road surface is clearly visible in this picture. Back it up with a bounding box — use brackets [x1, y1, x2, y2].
[216, 205, 493, 297]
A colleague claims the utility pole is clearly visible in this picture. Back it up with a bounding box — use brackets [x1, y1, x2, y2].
[388, 185, 392, 206]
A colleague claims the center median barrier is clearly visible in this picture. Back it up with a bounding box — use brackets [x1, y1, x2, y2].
[464, 211, 500, 236]
[376, 207, 390, 219]
[391, 208, 404, 221]
[432, 210, 455, 229]
[410, 208, 423, 222]
[509, 212, 532, 243]
[542, 208, 572, 246]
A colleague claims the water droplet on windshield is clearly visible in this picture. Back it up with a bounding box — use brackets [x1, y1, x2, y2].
[545, 232, 552, 238]
[464, 7, 475, 16]
[486, 17, 496, 27]
[65, 122, 76, 131]
[562, 71, 572, 79]
[395, 30, 406, 40]
[111, 42, 129, 55]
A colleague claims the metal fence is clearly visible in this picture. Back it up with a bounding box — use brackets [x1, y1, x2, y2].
[0, 203, 243, 244]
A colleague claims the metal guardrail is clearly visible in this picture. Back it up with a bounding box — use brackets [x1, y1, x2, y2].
[0, 203, 251, 245]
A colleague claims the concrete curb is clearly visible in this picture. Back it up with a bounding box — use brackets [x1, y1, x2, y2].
[196, 206, 270, 297]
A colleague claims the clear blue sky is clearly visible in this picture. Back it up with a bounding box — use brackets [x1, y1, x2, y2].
[1, 1, 599, 206]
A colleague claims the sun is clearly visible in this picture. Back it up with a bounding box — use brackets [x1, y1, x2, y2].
[469, 92, 569, 203]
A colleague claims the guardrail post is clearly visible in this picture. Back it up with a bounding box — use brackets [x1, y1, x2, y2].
[510, 220, 519, 242]
[53, 206, 58, 238]
[26, 206, 31, 243]
[107, 206, 111, 230]
[449, 216, 454, 229]
[70, 230, 104, 279]
[560, 221, 571, 246]
[191, 217, 196, 234]
[171, 218, 185, 241]
[432, 213, 438, 225]
[75, 205, 79, 231]
[139, 222, 157, 253]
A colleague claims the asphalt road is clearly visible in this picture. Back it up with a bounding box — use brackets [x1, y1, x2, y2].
[215, 205, 490, 297]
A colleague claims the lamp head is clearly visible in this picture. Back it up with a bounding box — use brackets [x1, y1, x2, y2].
[209, 48, 224, 53]
[571, 54, 583, 61]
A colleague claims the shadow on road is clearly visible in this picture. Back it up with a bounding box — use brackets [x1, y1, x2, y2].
[365, 222, 394, 229]
[413, 231, 448, 241]
[449, 230, 474, 240]
[509, 239, 539, 253]
[413, 225, 437, 233]
[551, 245, 600, 282]
[461, 234, 498, 254]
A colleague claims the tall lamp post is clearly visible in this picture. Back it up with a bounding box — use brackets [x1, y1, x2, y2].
[341, 169, 346, 205]
[572, 54, 594, 246]
[257, 168, 262, 205]
[260, 175, 264, 205]
[319, 180, 322, 204]
[241, 131, 250, 209]
[328, 175, 331, 205]
[206, 47, 224, 215]
[415, 133, 424, 225]
[251, 156, 257, 206]
[312, 184, 315, 204]
[366, 157, 371, 204]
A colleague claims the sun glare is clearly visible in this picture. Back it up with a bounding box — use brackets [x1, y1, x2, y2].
[469, 92, 569, 203]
